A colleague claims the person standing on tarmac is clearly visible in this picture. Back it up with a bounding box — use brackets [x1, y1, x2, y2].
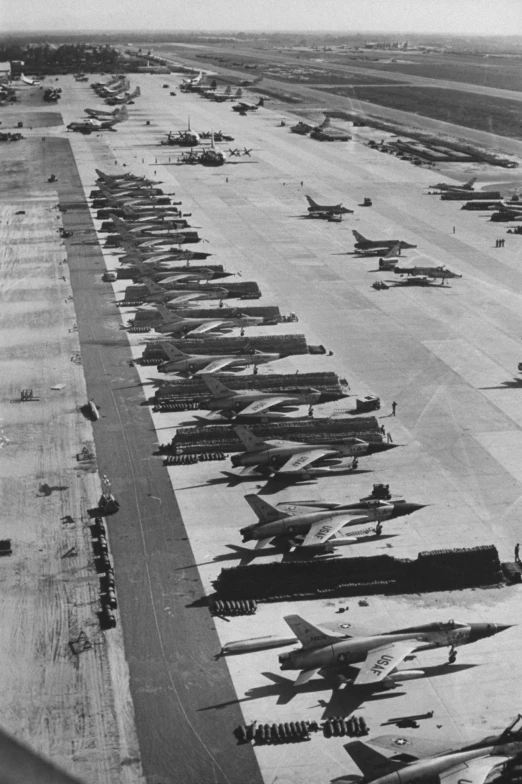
[392, 401, 397, 416]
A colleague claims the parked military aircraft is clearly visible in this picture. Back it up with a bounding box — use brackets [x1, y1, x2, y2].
[106, 86, 140, 106]
[161, 118, 200, 146]
[290, 121, 314, 135]
[157, 342, 281, 375]
[430, 176, 477, 192]
[21, 73, 41, 85]
[133, 264, 232, 286]
[353, 231, 417, 255]
[310, 116, 351, 142]
[393, 264, 462, 284]
[240, 493, 424, 553]
[68, 118, 118, 134]
[204, 86, 243, 102]
[279, 615, 511, 687]
[85, 106, 126, 119]
[176, 144, 225, 167]
[181, 70, 204, 88]
[231, 425, 397, 476]
[68, 106, 128, 134]
[232, 98, 264, 113]
[153, 303, 262, 336]
[345, 713, 522, 784]
[199, 375, 321, 418]
[378, 244, 401, 270]
[132, 281, 220, 306]
[348, 715, 522, 765]
[306, 196, 353, 217]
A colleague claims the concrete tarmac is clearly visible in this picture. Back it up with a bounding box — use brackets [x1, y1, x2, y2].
[17, 75, 522, 783]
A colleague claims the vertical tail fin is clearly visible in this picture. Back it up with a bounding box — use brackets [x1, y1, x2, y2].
[235, 88, 243, 99]
[234, 425, 270, 452]
[225, 85, 231, 95]
[200, 375, 234, 398]
[319, 116, 331, 128]
[305, 195, 318, 209]
[352, 230, 367, 243]
[156, 303, 176, 321]
[257, 98, 264, 107]
[463, 176, 477, 190]
[161, 343, 189, 360]
[344, 741, 404, 780]
[283, 615, 341, 649]
[244, 494, 285, 523]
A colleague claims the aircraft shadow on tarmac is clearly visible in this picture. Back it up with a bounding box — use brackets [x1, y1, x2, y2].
[199, 663, 477, 719]
[175, 468, 373, 495]
[479, 378, 522, 390]
[174, 533, 397, 571]
[37, 483, 69, 497]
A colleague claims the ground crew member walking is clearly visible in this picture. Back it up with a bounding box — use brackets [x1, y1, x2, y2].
[392, 401, 397, 416]
[387, 431, 393, 443]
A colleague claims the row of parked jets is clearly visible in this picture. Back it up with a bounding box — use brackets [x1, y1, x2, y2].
[94, 79, 507, 784]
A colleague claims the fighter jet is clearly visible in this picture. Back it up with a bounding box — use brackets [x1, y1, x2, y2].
[133, 264, 232, 286]
[157, 342, 281, 375]
[230, 425, 397, 476]
[378, 244, 401, 270]
[199, 375, 321, 418]
[240, 493, 425, 553]
[393, 264, 462, 284]
[232, 98, 264, 113]
[152, 304, 262, 336]
[361, 714, 522, 762]
[278, 614, 511, 687]
[306, 196, 353, 217]
[353, 231, 417, 255]
[430, 176, 477, 192]
[345, 713, 522, 784]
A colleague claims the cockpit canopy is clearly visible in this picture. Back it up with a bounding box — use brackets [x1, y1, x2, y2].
[386, 620, 466, 635]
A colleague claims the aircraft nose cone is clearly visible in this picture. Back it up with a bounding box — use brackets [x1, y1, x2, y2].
[468, 623, 514, 641]
[397, 502, 427, 516]
[369, 442, 400, 453]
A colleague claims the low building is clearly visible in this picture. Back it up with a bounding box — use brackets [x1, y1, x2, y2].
[0, 62, 11, 82]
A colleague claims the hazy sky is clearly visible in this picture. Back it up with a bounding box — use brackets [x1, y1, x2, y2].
[3, 0, 522, 35]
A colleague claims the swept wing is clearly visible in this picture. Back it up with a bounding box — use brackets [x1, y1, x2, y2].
[441, 757, 509, 784]
[302, 516, 352, 547]
[240, 396, 295, 416]
[354, 641, 418, 686]
[188, 320, 228, 335]
[277, 448, 339, 474]
[195, 357, 237, 374]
